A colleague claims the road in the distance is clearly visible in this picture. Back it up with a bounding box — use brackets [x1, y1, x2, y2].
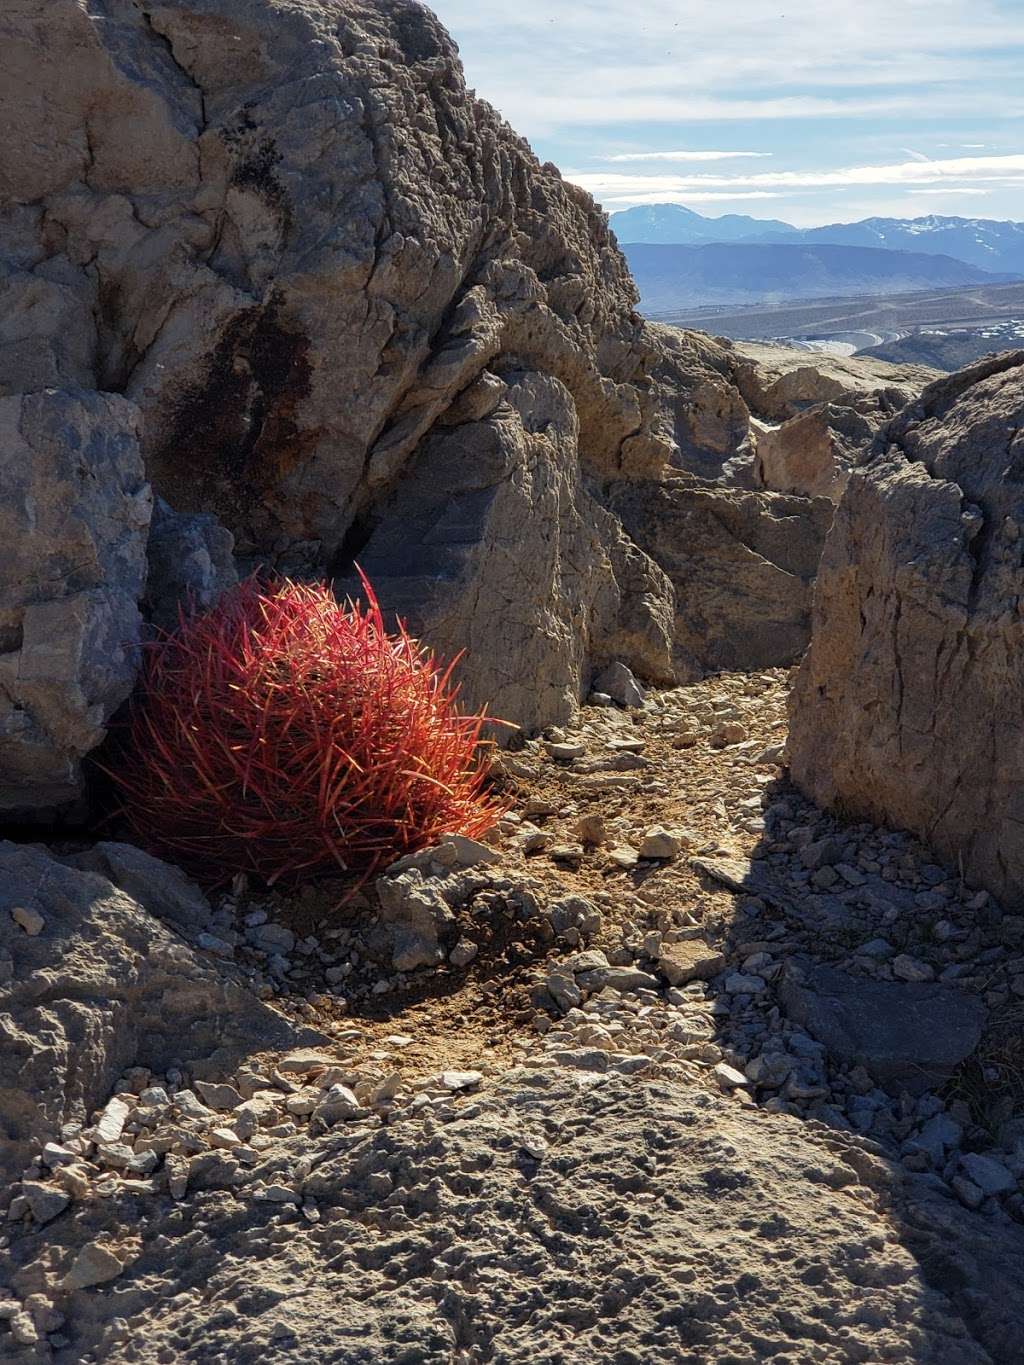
[650, 281, 1024, 342]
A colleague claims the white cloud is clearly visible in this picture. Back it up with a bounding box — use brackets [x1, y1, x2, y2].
[434, 0, 1024, 129]
[601, 150, 772, 163]
[600, 190, 788, 205]
[569, 154, 1024, 201]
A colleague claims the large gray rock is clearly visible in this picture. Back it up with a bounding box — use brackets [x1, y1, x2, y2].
[779, 958, 986, 1095]
[789, 352, 1024, 905]
[1, 0, 754, 733]
[0, 390, 151, 812]
[608, 478, 834, 678]
[0, 842, 325, 1185]
[0, 0, 681, 550]
[342, 371, 675, 727]
[0, 1069, 1010, 1363]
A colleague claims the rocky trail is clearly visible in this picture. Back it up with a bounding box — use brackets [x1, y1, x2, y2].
[4, 670, 1024, 1363]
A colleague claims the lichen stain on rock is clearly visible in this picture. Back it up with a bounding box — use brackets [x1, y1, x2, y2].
[148, 298, 316, 548]
[227, 127, 294, 239]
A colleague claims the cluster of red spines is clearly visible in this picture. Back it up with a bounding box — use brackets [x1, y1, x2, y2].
[108, 575, 506, 887]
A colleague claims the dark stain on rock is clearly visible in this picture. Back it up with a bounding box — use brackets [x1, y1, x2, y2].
[147, 295, 316, 552]
[229, 131, 294, 238]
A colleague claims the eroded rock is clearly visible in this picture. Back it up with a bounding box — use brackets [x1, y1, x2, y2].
[0, 842, 325, 1184]
[608, 478, 834, 677]
[789, 352, 1024, 905]
[0, 389, 150, 812]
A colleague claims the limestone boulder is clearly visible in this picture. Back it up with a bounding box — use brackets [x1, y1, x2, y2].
[3, 0, 760, 735]
[729, 341, 939, 423]
[608, 478, 834, 679]
[341, 371, 675, 729]
[0, 0, 679, 564]
[755, 400, 877, 503]
[0, 390, 151, 813]
[789, 351, 1024, 905]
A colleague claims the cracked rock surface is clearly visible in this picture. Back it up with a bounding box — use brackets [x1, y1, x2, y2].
[789, 351, 1024, 905]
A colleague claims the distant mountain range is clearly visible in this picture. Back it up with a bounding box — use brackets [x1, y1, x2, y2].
[607, 203, 796, 245]
[621, 242, 1014, 313]
[609, 205, 1024, 274]
[609, 206, 1024, 310]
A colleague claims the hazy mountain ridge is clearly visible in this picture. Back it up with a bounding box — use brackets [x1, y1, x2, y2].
[622, 240, 1013, 312]
[607, 202, 795, 244]
[610, 205, 1024, 275]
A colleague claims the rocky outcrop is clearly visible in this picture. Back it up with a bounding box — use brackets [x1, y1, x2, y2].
[729, 341, 938, 424]
[0, 0, 686, 551]
[643, 324, 754, 481]
[0, 390, 151, 813]
[755, 400, 879, 503]
[0, 841, 324, 1185]
[1, 1068, 1016, 1364]
[609, 478, 834, 677]
[789, 351, 1024, 905]
[735, 342, 940, 505]
[2, 0, 760, 741]
[341, 370, 675, 725]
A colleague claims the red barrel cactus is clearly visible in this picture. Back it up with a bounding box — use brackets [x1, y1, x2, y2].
[108, 575, 506, 886]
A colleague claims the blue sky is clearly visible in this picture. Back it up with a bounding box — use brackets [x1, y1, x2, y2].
[427, 0, 1024, 226]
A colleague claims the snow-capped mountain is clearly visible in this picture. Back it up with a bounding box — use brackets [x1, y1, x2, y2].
[609, 207, 1024, 275]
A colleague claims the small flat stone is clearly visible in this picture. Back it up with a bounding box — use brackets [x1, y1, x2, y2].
[581, 965, 660, 994]
[548, 1048, 609, 1072]
[248, 922, 296, 953]
[441, 833, 501, 867]
[209, 1127, 242, 1148]
[195, 1081, 244, 1111]
[94, 1097, 132, 1145]
[658, 942, 726, 987]
[254, 1184, 298, 1204]
[607, 846, 640, 870]
[724, 972, 767, 995]
[449, 938, 479, 968]
[639, 826, 682, 859]
[545, 741, 586, 761]
[11, 905, 44, 935]
[959, 1152, 1016, 1195]
[714, 1063, 750, 1090]
[277, 1051, 334, 1075]
[952, 1176, 984, 1210]
[22, 1182, 70, 1225]
[610, 1055, 652, 1075]
[64, 1242, 125, 1290]
[173, 1090, 216, 1121]
[592, 662, 645, 707]
[440, 1070, 483, 1091]
[893, 955, 935, 983]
